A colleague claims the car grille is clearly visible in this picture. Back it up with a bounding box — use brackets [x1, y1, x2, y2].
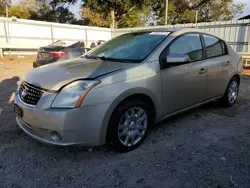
[19, 82, 44, 105]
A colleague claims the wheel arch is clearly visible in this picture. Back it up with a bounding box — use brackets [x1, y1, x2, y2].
[232, 74, 240, 85]
[99, 88, 160, 144]
[222, 74, 241, 96]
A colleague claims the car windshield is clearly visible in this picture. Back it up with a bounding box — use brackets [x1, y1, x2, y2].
[85, 32, 170, 63]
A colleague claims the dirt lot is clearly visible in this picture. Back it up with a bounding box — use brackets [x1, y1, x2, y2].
[0, 56, 250, 188]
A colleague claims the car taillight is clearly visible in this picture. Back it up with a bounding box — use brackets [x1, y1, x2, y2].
[49, 51, 68, 58]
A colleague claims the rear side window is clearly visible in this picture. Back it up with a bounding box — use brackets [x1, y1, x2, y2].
[168, 34, 203, 62]
[203, 35, 227, 58]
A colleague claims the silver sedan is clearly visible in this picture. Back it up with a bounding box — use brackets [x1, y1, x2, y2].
[14, 28, 243, 152]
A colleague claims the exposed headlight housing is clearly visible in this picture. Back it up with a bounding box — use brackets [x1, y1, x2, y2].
[51, 80, 101, 108]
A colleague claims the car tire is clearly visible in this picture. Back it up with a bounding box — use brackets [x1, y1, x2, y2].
[33, 62, 37, 68]
[107, 100, 153, 152]
[220, 77, 239, 107]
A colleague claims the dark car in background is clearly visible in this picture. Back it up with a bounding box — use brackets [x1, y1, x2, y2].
[33, 41, 89, 68]
[90, 40, 106, 48]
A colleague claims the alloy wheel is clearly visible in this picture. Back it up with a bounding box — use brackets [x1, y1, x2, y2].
[228, 80, 238, 104]
[117, 107, 148, 147]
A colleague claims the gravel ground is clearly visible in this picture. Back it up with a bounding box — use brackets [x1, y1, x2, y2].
[0, 57, 250, 188]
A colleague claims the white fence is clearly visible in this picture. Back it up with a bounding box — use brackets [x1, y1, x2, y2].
[113, 19, 250, 53]
[0, 17, 112, 49]
[0, 17, 250, 53]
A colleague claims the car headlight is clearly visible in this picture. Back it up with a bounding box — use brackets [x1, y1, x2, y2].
[51, 80, 101, 108]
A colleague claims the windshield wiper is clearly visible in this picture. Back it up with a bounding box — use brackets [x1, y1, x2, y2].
[97, 56, 132, 62]
[84, 55, 94, 59]
[97, 56, 107, 60]
[84, 55, 106, 60]
[84, 55, 138, 63]
[84, 55, 113, 61]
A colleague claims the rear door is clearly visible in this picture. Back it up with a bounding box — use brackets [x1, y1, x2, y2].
[160, 33, 207, 115]
[202, 34, 230, 99]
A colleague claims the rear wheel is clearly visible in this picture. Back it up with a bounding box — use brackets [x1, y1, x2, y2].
[220, 77, 239, 107]
[107, 100, 152, 152]
[33, 62, 37, 68]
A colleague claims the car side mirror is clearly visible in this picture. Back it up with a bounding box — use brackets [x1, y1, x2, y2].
[166, 53, 191, 64]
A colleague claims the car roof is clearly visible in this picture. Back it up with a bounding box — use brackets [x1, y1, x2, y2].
[132, 27, 181, 33]
[130, 27, 208, 34]
[129, 27, 224, 41]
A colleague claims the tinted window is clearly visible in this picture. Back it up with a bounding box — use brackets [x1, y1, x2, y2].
[168, 34, 203, 62]
[203, 35, 226, 58]
[87, 32, 170, 63]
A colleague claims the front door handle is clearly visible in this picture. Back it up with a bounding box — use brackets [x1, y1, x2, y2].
[199, 68, 207, 74]
[225, 61, 231, 66]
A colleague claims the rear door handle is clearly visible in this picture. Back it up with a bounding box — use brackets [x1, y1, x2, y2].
[225, 61, 231, 66]
[199, 68, 207, 74]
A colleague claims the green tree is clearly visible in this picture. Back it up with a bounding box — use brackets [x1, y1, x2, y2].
[82, 7, 110, 27]
[119, 6, 152, 28]
[148, 0, 245, 25]
[196, 0, 245, 22]
[82, 0, 148, 28]
[53, 6, 76, 23]
[18, 0, 79, 23]
[0, 0, 11, 17]
[8, 6, 32, 19]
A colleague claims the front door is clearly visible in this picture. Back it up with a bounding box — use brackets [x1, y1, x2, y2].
[160, 33, 207, 115]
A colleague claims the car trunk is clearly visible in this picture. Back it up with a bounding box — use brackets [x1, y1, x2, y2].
[37, 46, 64, 61]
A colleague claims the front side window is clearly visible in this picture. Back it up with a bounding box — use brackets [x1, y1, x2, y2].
[86, 32, 170, 63]
[168, 34, 203, 62]
[203, 35, 226, 58]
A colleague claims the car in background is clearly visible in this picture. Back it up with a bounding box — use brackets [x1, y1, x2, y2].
[33, 40, 89, 68]
[90, 40, 106, 49]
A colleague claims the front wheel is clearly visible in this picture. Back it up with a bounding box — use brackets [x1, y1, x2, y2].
[220, 77, 239, 107]
[107, 100, 152, 152]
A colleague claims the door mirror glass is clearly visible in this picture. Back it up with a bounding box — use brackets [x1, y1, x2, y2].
[166, 53, 191, 64]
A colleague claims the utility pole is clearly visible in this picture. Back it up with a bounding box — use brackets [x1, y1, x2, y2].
[6, 5, 8, 18]
[111, 10, 115, 29]
[195, 10, 198, 28]
[6, 4, 9, 43]
[165, 0, 168, 25]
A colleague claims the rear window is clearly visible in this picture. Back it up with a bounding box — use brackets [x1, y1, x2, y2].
[203, 35, 227, 58]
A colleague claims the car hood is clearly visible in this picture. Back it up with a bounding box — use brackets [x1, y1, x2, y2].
[24, 57, 134, 91]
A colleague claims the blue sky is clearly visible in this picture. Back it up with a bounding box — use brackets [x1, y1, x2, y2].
[12, 0, 250, 20]
[236, 0, 250, 18]
[69, 0, 82, 19]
